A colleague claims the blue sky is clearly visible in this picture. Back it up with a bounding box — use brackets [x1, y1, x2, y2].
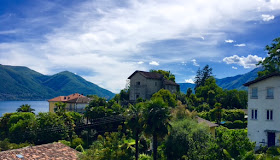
[1, 0, 280, 93]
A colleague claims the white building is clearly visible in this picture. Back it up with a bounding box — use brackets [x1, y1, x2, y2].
[244, 73, 280, 147]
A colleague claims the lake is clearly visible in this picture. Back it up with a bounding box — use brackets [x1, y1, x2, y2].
[0, 101, 49, 117]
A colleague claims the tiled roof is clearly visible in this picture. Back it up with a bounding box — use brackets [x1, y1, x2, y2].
[164, 79, 179, 86]
[243, 72, 280, 86]
[0, 142, 79, 160]
[128, 70, 164, 80]
[196, 116, 218, 128]
[67, 96, 92, 103]
[48, 93, 86, 102]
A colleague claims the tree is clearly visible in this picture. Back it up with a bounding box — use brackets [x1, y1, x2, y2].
[8, 112, 37, 143]
[16, 104, 35, 113]
[195, 77, 223, 108]
[79, 127, 134, 160]
[150, 69, 176, 82]
[257, 37, 280, 77]
[186, 88, 192, 97]
[194, 65, 213, 91]
[215, 126, 255, 160]
[151, 89, 176, 108]
[125, 103, 144, 160]
[54, 102, 66, 115]
[36, 112, 68, 144]
[165, 118, 216, 160]
[213, 103, 222, 124]
[143, 98, 171, 160]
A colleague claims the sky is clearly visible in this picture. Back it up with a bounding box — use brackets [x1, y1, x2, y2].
[0, 0, 280, 93]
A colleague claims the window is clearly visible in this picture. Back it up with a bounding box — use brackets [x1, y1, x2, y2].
[251, 109, 258, 120]
[136, 81, 140, 85]
[267, 87, 274, 99]
[155, 82, 157, 86]
[251, 87, 258, 99]
[267, 110, 273, 120]
[136, 94, 140, 99]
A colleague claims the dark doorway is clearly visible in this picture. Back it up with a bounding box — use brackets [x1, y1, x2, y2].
[267, 132, 275, 147]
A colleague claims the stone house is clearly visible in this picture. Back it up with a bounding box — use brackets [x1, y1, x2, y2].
[244, 73, 280, 147]
[48, 93, 91, 113]
[128, 70, 179, 102]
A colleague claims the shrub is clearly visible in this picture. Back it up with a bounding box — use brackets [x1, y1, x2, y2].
[71, 138, 84, 148]
[59, 140, 70, 147]
[139, 154, 152, 160]
[223, 121, 233, 129]
[233, 120, 244, 129]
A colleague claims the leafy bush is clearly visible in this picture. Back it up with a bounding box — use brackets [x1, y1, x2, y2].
[71, 137, 84, 148]
[58, 140, 70, 147]
[165, 118, 215, 160]
[223, 121, 233, 129]
[0, 139, 30, 151]
[233, 120, 244, 129]
[222, 109, 245, 122]
[139, 154, 152, 160]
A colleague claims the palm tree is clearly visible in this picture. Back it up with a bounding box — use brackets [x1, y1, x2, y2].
[125, 103, 144, 160]
[54, 102, 66, 116]
[16, 104, 35, 113]
[143, 98, 171, 160]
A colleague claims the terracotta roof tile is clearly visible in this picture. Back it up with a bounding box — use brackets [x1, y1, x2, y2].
[67, 96, 92, 103]
[0, 142, 79, 160]
[48, 93, 86, 102]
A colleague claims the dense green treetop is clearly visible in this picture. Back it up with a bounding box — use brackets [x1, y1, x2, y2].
[151, 89, 176, 108]
[150, 69, 175, 82]
[16, 104, 35, 113]
[257, 37, 280, 77]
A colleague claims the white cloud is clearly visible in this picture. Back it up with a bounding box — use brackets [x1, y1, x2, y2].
[234, 43, 246, 47]
[232, 66, 238, 69]
[225, 39, 235, 43]
[137, 61, 144, 64]
[185, 79, 194, 84]
[223, 55, 263, 68]
[0, 30, 19, 35]
[1, 0, 280, 92]
[149, 61, 159, 66]
[261, 14, 275, 21]
[191, 59, 199, 67]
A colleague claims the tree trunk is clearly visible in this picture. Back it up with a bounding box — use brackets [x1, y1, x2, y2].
[153, 133, 158, 160]
[135, 129, 139, 160]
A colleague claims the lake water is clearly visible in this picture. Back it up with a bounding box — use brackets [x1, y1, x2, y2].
[0, 101, 49, 117]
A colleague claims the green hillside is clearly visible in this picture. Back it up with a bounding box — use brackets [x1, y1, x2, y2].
[0, 64, 115, 100]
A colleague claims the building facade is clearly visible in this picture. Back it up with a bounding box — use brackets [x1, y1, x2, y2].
[128, 70, 179, 101]
[244, 73, 280, 147]
[48, 93, 91, 113]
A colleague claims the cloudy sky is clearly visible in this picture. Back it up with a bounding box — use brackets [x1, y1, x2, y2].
[1, 0, 280, 93]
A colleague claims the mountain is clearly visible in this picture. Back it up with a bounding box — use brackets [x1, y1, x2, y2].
[179, 67, 262, 93]
[216, 67, 262, 90]
[0, 64, 115, 100]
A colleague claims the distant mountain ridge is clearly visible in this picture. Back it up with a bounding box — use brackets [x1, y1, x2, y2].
[0, 64, 115, 100]
[179, 67, 262, 93]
